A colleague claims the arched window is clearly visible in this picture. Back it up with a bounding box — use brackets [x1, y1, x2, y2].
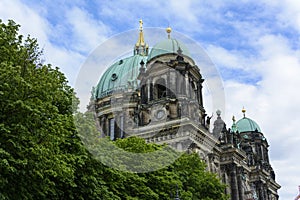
[141, 84, 147, 103]
[190, 80, 196, 99]
[154, 78, 166, 99]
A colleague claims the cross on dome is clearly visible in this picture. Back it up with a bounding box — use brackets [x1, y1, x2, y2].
[135, 19, 148, 56]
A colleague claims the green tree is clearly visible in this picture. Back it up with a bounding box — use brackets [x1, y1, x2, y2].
[75, 110, 229, 199]
[0, 19, 228, 200]
[172, 153, 228, 199]
[0, 19, 85, 199]
[112, 136, 228, 200]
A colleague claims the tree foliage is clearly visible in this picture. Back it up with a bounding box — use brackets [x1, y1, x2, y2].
[0, 19, 84, 199]
[0, 19, 228, 200]
[115, 137, 228, 200]
[75, 109, 228, 199]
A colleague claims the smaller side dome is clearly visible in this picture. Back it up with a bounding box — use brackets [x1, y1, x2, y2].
[147, 38, 190, 61]
[236, 117, 261, 133]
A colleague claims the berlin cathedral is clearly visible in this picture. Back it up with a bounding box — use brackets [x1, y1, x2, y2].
[90, 20, 280, 200]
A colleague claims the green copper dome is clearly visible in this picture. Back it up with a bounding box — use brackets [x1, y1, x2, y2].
[236, 117, 261, 133]
[147, 38, 190, 61]
[94, 54, 147, 99]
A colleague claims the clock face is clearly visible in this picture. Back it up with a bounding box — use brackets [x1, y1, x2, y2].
[156, 109, 165, 119]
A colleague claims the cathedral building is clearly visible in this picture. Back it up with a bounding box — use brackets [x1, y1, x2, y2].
[91, 20, 280, 200]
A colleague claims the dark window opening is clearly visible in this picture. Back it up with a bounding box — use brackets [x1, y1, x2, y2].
[154, 78, 166, 99]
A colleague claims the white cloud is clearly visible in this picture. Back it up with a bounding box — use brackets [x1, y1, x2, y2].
[273, 159, 300, 198]
[44, 45, 85, 85]
[219, 31, 300, 199]
[1, 0, 300, 198]
[0, 0, 49, 45]
[0, 0, 112, 86]
[168, 0, 199, 26]
[264, 0, 300, 32]
[206, 45, 251, 70]
[65, 7, 111, 53]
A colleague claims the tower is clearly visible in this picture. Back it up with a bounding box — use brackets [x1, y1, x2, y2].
[216, 109, 280, 199]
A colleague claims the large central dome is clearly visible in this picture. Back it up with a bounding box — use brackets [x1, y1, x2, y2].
[95, 55, 147, 99]
[94, 24, 191, 100]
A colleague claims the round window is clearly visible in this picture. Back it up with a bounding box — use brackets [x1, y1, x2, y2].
[111, 73, 118, 81]
[156, 109, 165, 119]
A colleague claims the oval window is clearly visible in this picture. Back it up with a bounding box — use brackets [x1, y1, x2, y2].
[111, 73, 118, 81]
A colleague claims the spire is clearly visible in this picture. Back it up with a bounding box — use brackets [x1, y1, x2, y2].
[166, 26, 172, 39]
[134, 19, 148, 56]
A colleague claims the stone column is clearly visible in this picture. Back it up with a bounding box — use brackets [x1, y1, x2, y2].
[147, 79, 150, 101]
[185, 73, 189, 97]
[230, 164, 240, 200]
[237, 167, 244, 200]
[105, 117, 109, 136]
[166, 70, 170, 97]
[170, 71, 176, 98]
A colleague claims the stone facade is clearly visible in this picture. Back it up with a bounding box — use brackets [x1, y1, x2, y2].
[91, 23, 280, 200]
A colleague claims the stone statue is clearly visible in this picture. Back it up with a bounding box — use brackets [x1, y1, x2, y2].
[206, 114, 213, 125]
[212, 110, 225, 138]
[206, 113, 213, 129]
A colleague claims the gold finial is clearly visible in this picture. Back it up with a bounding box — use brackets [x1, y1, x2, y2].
[135, 19, 147, 56]
[242, 107, 246, 118]
[139, 19, 143, 31]
[166, 26, 172, 39]
[136, 19, 144, 46]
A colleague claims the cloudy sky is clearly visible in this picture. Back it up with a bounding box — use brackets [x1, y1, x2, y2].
[1, 0, 300, 198]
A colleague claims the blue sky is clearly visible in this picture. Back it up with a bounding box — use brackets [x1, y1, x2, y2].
[1, 0, 300, 199]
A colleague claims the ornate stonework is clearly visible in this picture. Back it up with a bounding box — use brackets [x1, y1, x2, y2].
[90, 22, 280, 200]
